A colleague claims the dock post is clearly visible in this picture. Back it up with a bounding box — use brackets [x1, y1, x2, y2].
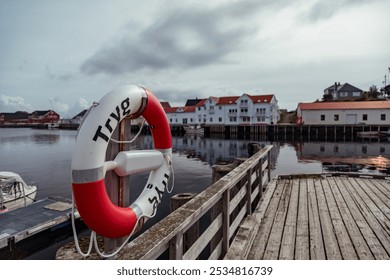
[170, 193, 199, 259]
[104, 117, 131, 254]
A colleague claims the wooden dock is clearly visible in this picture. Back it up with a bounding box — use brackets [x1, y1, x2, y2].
[55, 145, 390, 260]
[226, 173, 390, 260]
[0, 197, 82, 259]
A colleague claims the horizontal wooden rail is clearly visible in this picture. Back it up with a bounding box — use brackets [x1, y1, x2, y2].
[117, 145, 273, 260]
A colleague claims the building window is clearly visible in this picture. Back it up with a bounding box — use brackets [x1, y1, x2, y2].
[340, 92, 348, 97]
[210, 117, 213, 122]
[257, 117, 265, 122]
[219, 117, 222, 122]
[321, 115, 325, 121]
[170, 118, 172, 123]
[183, 118, 187, 124]
[219, 106, 222, 110]
[362, 114, 368, 121]
[381, 114, 386, 121]
[242, 117, 250, 122]
[334, 114, 339, 121]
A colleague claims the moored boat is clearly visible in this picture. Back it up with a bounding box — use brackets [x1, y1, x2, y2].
[0, 172, 37, 212]
[184, 125, 204, 135]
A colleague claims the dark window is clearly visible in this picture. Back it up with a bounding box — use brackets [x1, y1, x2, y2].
[321, 115, 325, 121]
[362, 114, 368, 121]
[334, 114, 339, 121]
[381, 114, 386, 121]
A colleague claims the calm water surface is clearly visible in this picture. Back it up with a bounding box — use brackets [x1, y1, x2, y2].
[1, 127, 389, 259]
[1, 127, 389, 208]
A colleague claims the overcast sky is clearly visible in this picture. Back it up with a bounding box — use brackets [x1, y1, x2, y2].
[1, 0, 389, 117]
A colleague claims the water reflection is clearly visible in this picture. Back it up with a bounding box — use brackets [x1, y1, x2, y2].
[294, 141, 390, 174]
[131, 134, 277, 167]
[0, 128, 61, 145]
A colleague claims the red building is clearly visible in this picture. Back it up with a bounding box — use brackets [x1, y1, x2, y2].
[0, 110, 60, 125]
[28, 110, 60, 124]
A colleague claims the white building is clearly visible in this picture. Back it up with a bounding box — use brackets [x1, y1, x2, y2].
[164, 93, 279, 126]
[297, 101, 390, 125]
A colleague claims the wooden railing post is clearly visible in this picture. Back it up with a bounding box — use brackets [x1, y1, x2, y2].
[259, 159, 263, 198]
[222, 189, 230, 257]
[246, 168, 252, 216]
[169, 231, 184, 259]
[267, 150, 272, 185]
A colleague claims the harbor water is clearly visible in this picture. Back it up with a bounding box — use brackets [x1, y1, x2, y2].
[1, 127, 389, 259]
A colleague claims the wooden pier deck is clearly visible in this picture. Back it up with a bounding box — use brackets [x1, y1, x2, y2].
[226, 174, 390, 260]
[0, 197, 81, 258]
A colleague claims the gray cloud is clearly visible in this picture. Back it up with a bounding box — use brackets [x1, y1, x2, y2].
[80, 2, 260, 76]
[0, 95, 33, 112]
[149, 86, 204, 105]
[304, 0, 382, 22]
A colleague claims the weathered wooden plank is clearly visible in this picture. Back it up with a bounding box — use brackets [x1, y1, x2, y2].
[363, 179, 390, 215]
[322, 178, 358, 259]
[209, 240, 222, 260]
[262, 179, 293, 259]
[229, 185, 246, 215]
[279, 178, 300, 260]
[295, 178, 309, 260]
[247, 179, 286, 259]
[223, 216, 259, 260]
[315, 178, 342, 259]
[339, 177, 390, 259]
[229, 206, 247, 240]
[372, 179, 390, 199]
[353, 178, 390, 236]
[329, 177, 374, 260]
[307, 178, 326, 260]
[183, 214, 223, 260]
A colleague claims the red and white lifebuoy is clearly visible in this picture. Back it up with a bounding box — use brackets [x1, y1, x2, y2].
[71, 85, 172, 238]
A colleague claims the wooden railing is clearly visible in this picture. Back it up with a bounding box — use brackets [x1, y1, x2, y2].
[117, 145, 273, 260]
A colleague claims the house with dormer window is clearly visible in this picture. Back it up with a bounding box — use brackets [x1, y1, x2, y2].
[324, 82, 363, 100]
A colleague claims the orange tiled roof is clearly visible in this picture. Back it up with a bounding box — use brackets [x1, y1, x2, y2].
[299, 101, 390, 110]
[248, 94, 274, 103]
[216, 96, 239, 105]
[164, 106, 196, 113]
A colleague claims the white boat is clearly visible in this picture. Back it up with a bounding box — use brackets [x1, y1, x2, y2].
[0, 172, 37, 212]
[47, 122, 60, 129]
[379, 129, 390, 136]
[184, 125, 204, 135]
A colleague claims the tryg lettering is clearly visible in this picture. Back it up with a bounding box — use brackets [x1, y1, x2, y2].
[93, 98, 131, 142]
[148, 173, 170, 216]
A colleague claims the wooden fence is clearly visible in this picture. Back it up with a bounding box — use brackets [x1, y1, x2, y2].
[117, 145, 273, 260]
